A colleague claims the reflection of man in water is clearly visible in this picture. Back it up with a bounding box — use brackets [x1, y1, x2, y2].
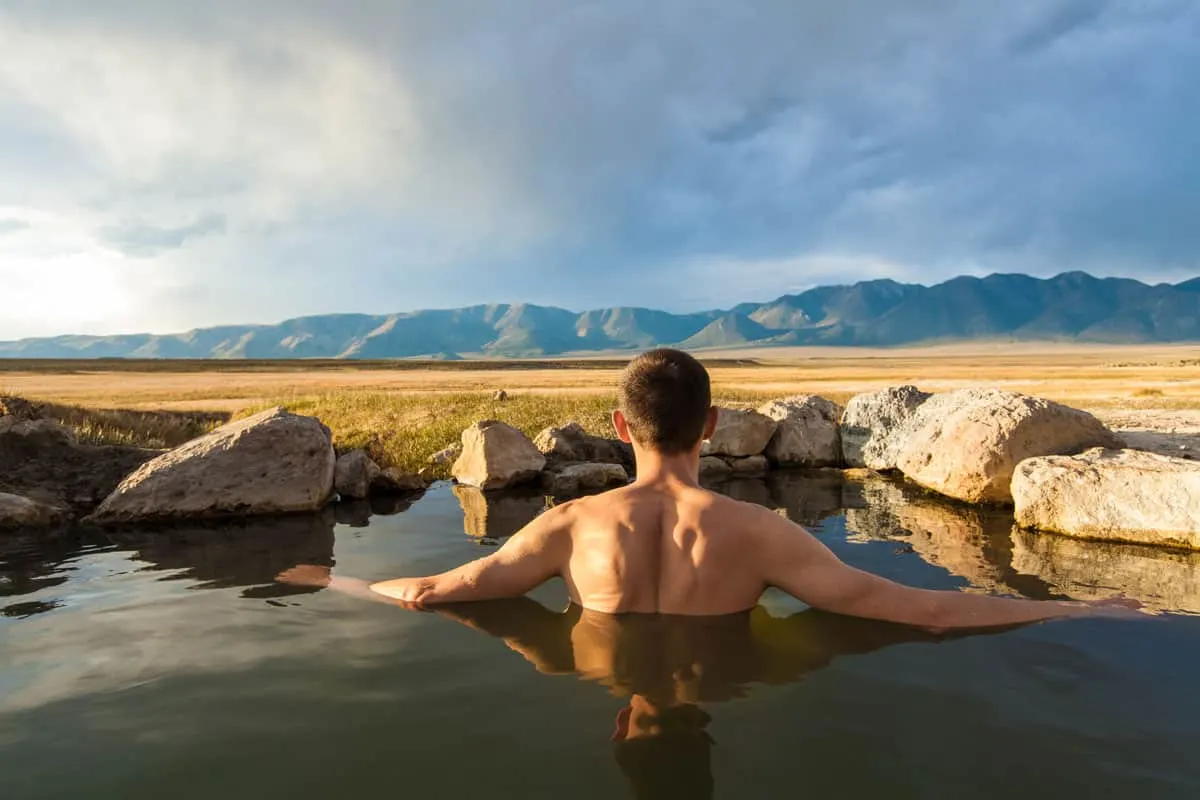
[425, 598, 969, 800]
[283, 348, 1130, 627]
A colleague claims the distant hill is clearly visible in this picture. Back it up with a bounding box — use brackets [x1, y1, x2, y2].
[4, 272, 1199, 359]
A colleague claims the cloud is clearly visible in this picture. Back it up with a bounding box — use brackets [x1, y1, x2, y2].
[97, 214, 227, 257]
[0, 1, 1197, 336]
[0, 218, 29, 235]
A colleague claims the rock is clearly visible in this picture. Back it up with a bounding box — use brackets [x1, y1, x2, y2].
[534, 422, 634, 469]
[372, 467, 426, 494]
[701, 408, 778, 458]
[729, 454, 769, 474]
[546, 463, 628, 495]
[90, 407, 335, 523]
[894, 389, 1119, 504]
[0, 492, 66, 528]
[0, 418, 154, 513]
[334, 449, 381, 500]
[840, 385, 931, 469]
[453, 486, 545, 539]
[428, 442, 463, 466]
[758, 395, 843, 467]
[0, 417, 78, 447]
[699, 456, 733, 476]
[494, 390, 509, 402]
[451, 420, 546, 490]
[1012, 448, 1200, 550]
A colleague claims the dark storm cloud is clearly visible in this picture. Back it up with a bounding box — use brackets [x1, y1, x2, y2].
[0, 0, 1197, 335]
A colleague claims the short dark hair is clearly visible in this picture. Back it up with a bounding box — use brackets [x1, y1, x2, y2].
[617, 349, 711, 453]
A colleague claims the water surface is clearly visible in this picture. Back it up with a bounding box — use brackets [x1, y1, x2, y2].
[3, 473, 1200, 799]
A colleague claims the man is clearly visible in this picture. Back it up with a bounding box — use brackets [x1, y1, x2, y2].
[282, 348, 1135, 628]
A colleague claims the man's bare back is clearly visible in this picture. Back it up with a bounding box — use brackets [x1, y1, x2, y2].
[556, 480, 772, 615]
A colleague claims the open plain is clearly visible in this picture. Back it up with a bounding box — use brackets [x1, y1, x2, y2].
[3, 342, 1200, 473]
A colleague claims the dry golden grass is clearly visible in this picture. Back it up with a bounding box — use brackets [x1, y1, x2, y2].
[6, 343, 1200, 470]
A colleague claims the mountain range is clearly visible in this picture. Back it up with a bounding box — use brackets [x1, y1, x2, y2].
[5, 272, 1200, 359]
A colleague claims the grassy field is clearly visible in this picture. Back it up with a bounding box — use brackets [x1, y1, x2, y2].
[4, 343, 1200, 475]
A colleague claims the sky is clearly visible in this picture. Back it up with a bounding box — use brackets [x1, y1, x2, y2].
[0, 0, 1197, 339]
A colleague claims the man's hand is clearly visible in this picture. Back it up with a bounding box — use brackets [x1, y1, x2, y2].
[276, 564, 333, 588]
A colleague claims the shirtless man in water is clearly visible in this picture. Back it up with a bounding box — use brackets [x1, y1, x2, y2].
[282, 348, 1131, 628]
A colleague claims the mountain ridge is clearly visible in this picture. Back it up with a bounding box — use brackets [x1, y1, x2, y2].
[4, 272, 1199, 359]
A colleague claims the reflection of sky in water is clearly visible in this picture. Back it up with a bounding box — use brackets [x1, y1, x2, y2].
[3, 477, 1200, 798]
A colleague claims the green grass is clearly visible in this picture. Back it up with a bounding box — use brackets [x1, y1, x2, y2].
[242, 387, 812, 477]
[240, 392, 619, 478]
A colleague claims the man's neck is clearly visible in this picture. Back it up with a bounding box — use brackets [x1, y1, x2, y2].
[630, 445, 702, 487]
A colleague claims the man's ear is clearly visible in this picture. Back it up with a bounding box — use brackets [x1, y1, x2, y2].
[702, 406, 719, 440]
[612, 409, 633, 444]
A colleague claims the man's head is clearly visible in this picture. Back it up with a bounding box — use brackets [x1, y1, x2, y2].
[615, 349, 715, 454]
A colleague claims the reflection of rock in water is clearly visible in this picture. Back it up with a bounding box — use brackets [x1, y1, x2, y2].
[106, 510, 336, 598]
[453, 485, 547, 539]
[843, 477, 1012, 594]
[1011, 529, 1200, 614]
[712, 476, 773, 507]
[369, 489, 425, 517]
[334, 500, 372, 528]
[764, 470, 846, 525]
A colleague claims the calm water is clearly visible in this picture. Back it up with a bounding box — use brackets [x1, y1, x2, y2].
[3, 473, 1200, 799]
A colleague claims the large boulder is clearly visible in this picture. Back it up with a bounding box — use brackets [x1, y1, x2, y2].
[841, 385, 931, 469]
[90, 407, 335, 523]
[334, 449, 381, 500]
[701, 408, 778, 458]
[0, 492, 66, 528]
[894, 389, 1119, 504]
[1013, 448, 1200, 550]
[758, 395, 843, 467]
[545, 462, 628, 495]
[452, 420, 546, 490]
[534, 422, 633, 469]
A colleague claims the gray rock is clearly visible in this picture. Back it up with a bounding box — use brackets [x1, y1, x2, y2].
[452, 420, 546, 490]
[372, 467, 427, 494]
[428, 442, 464, 466]
[0, 492, 66, 528]
[840, 385, 931, 469]
[699, 456, 733, 476]
[728, 454, 770, 474]
[90, 407, 336, 523]
[758, 395, 843, 467]
[894, 388, 1119, 504]
[547, 462, 629, 495]
[0, 418, 155, 513]
[334, 450, 381, 500]
[533, 421, 633, 468]
[1013, 448, 1200, 550]
[700, 408, 778, 458]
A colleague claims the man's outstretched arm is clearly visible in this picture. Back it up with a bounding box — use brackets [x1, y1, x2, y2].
[752, 505, 1137, 630]
[367, 501, 572, 605]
